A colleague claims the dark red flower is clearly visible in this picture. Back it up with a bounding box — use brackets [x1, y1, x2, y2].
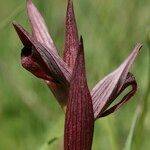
[13, 0, 142, 119]
[13, 0, 142, 149]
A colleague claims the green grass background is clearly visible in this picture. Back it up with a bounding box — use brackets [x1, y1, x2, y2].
[0, 0, 150, 149]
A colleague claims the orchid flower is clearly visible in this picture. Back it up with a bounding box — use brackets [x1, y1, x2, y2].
[13, 0, 142, 149]
[13, 0, 142, 125]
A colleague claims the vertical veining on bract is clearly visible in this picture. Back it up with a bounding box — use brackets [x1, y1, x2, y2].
[64, 37, 94, 150]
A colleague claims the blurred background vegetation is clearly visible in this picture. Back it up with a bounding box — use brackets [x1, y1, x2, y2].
[0, 0, 150, 149]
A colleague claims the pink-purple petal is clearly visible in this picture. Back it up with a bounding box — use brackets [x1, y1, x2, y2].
[98, 72, 137, 118]
[91, 44, 142, 119]
[26, 0, 57, 54]
[13, 22, 71, 106]
[13, 23, 71, 83]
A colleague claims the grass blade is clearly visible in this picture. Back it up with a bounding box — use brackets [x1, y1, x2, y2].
[123, 108, 140, 150]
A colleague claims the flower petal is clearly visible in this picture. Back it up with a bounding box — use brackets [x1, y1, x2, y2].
[98, 72, 137, 118]
[26, 0, 57, 54]
[21, 46, 54, 81]
[13, 22, 71, 84]
[91, 44, 142, 119]
[63, 0, 79, 68]
[13, 22, 71, 106]
[64, 37, 94, 149]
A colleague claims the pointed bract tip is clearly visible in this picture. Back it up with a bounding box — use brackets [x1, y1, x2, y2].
[13, 22, 32, 46]
[12, 22, 24, 35]
[12, 21, 19, 29]
[12, 21, 23, 35]
[137, 43, 143, 47]
[137, 43, 143, 48]
[135, 43, 143, 51]
[131, 43, 143, 57]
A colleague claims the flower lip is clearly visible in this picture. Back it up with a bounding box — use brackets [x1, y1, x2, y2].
[13, 22, 70, 85]
[21, 46, 55, 82]
[12, 22, 55, 82]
